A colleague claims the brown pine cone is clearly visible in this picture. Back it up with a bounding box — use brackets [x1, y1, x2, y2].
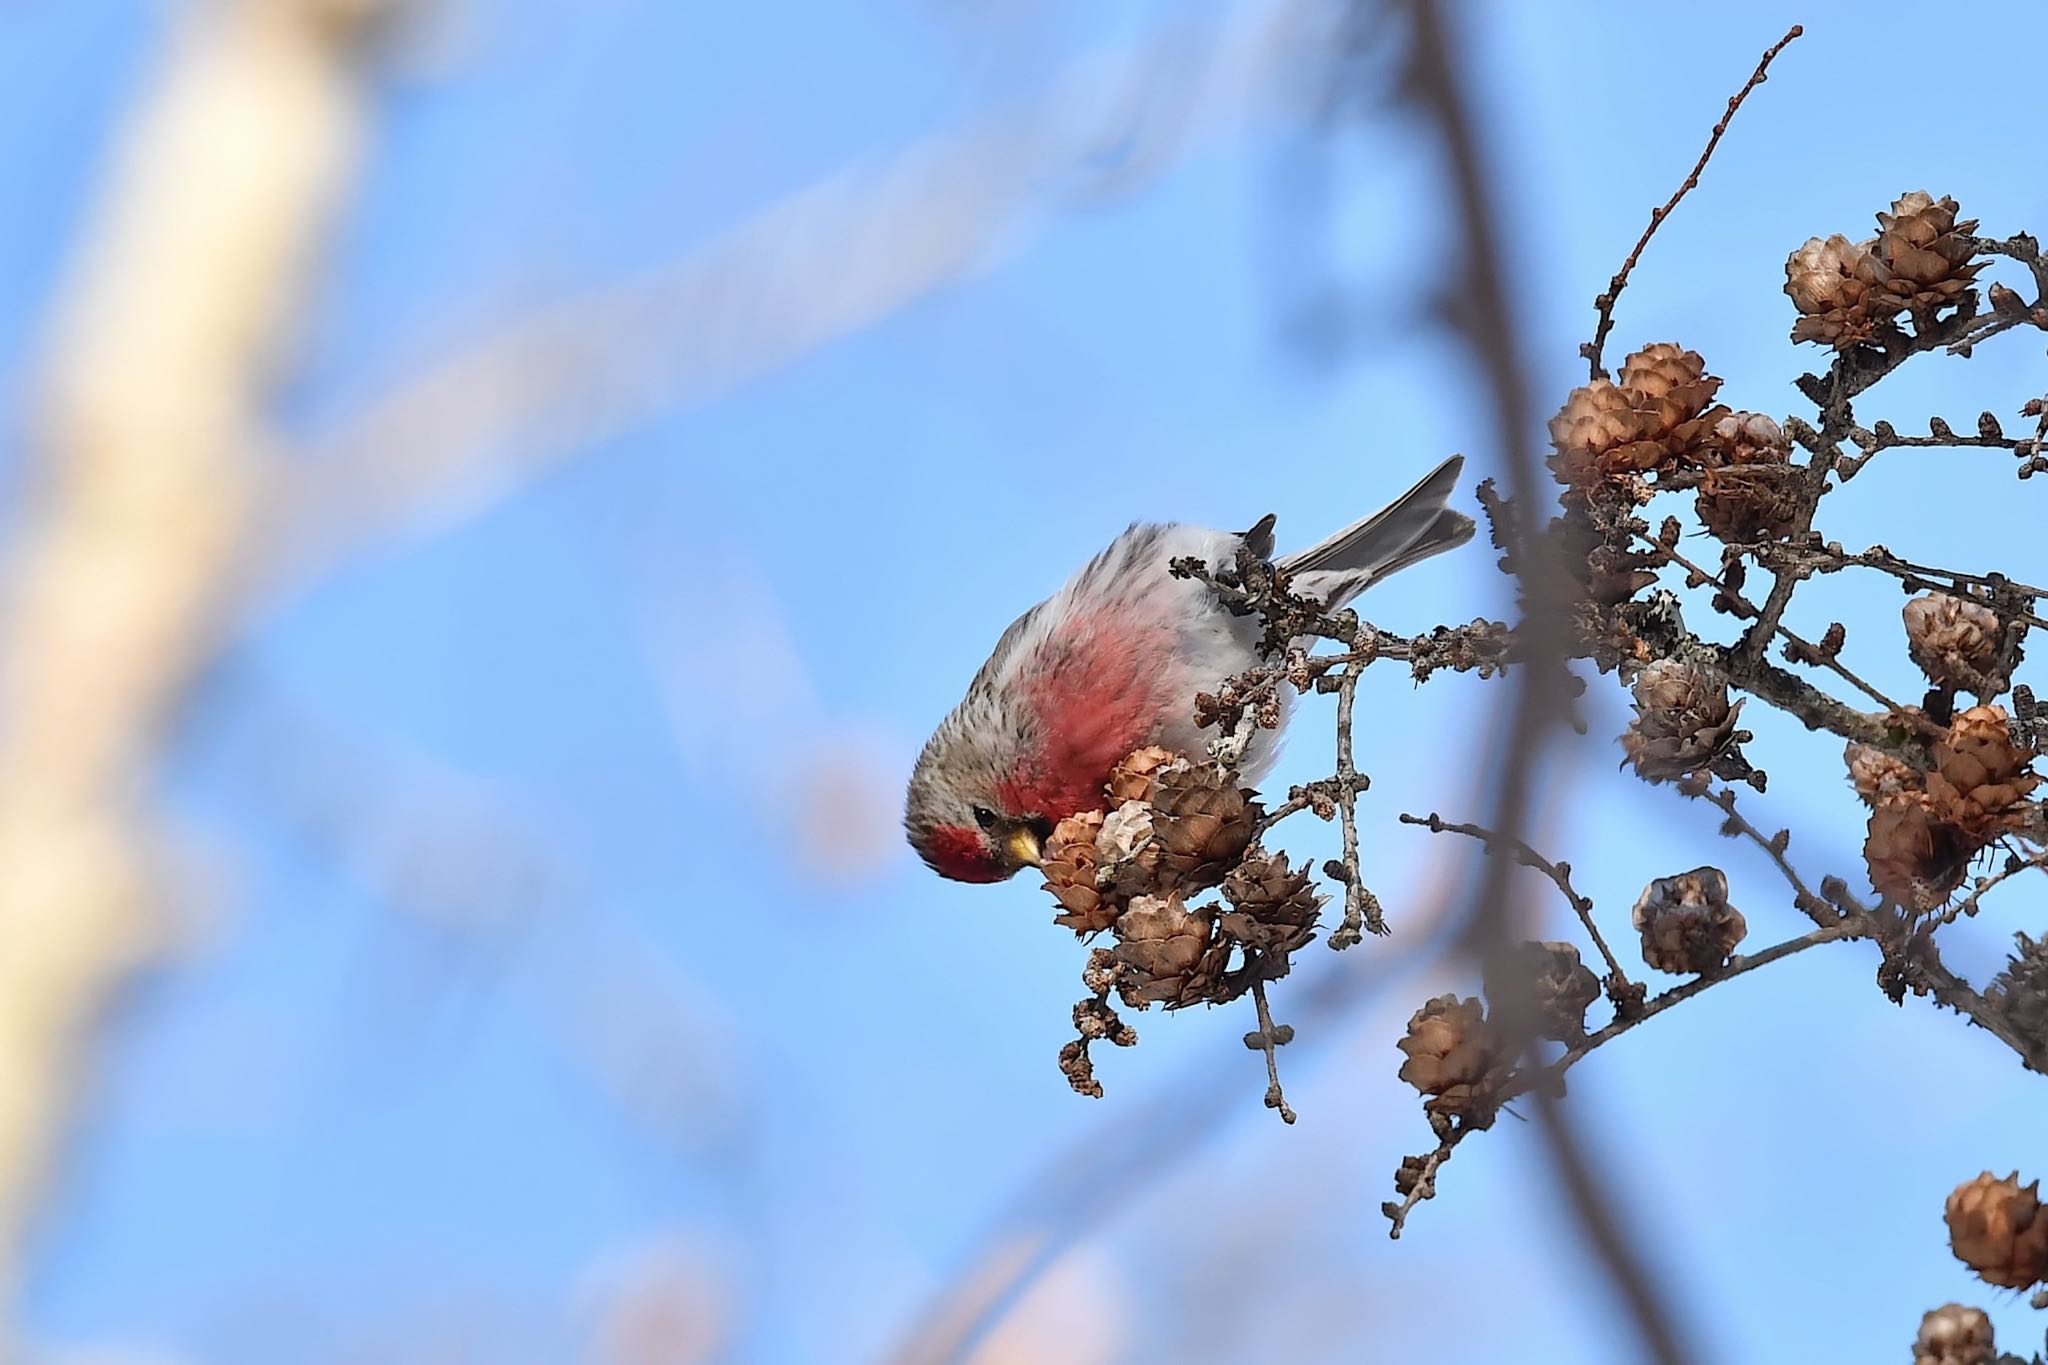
[1547, 346, 1725, 500]
[1482, 940, 1601, 1042]
[1396, 994, 1506, 1127]
[1785, 233, 1897, 348]
[1042, 811, 1113, 934]
[1110, 893, 1222, 1008]
[1873, 192, 1983, 315]
[1631, 868, 1746, 974]
[1108, 745, 1178, 804]
[1924, 705, 2040, 838]
[1548, 379, 1653, 492]
[1904, 593, 2003, 693]
[1864, 794, 1973, 911]
[1694, 412, 1803, 543]
[1617, 343, 1724, 442]
[1216, 851, 1322, 955]
[1584, 540, 1662, 605]
[1987, 932, 2048, 1057]
[1913, 1303, 1996, 1365]
[1146, 762, 1260, 891]
[1620, 658, 1745, 782]
[1844, 741, 1920, 806]
[1946, 1172, 2048, 1289]
[1548, 511, 1657, 605]
[1094, 800, 1165, 901]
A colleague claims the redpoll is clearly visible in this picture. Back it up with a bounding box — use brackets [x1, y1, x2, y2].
[905, 459, 1472, 881]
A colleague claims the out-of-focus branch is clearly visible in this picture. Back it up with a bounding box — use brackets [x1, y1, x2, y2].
[0, 0, 391, 1312]
[1398, 812, 1634, 999]
[1395, 2, 1698, 1361]
[249, 0, 1311, 612]
[884, 892, 1450, 1365]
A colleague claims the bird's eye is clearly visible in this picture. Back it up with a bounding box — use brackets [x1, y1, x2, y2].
[972, 806, 998, 830]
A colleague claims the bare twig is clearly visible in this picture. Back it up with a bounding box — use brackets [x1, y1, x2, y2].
[1760, 542, 2048, 633]
[1382, 1138, 1454, 1239]
[1647, 533, 1940, 742]
[1525, 921, 1866, 1086]
[1700, 787, 1838, 928]
[1399, 812, 1632, 994]
[1325, 662, 1384, 946]
[1838, 415, 2024, 479]
[1581, 24, 1803, 379]
[1248, 978, 1296, 1124]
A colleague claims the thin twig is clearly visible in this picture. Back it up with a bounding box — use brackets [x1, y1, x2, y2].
[1248, 978, 1296, 1125]
[1325, 661, 1384, 947]
[1649, 533, 1940, 739]
[1891, 931, 2048, 1074]
[1838, 416, 2023, 478]
[1701, 786, 1837, 928]
[1581, 24, 1803, 378]
[1747, 295, 2021, 667]
[1763, 542, 2048, 633]
[1382, 1138, 1454, 1239]
[1518, 921, 1866, 1089]
[1399, 812, 1632, 993]
[1927, 850, 2048, 930]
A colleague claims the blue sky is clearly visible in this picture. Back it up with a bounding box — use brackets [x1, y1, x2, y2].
[3, 2, 2046, 1362]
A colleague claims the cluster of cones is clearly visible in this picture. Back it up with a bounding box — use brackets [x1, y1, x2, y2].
[1786, 192, 1983, 349]
[1854, 704, 2039, 910]
[1919, 1170, 2048, 1363]
[1394, 869, 1747, 1131]
[1540, 193, 1983, 622]
[1546, 344, 1802, 554]
[1846, 595, 2039, 911]
[1046, 746, 1327, 1098]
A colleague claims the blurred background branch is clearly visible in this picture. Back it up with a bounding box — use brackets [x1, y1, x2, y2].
[248, 0, 1310, 613]
[0, 0, 394, 1310]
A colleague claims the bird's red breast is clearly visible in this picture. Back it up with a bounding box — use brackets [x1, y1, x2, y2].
[995, 601, 1177, 821]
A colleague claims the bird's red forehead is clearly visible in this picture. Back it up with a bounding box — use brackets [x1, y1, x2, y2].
[922, 824, 1005, 883]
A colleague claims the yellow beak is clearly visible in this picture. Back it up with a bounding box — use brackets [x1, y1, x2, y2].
[1007, 825, 1043, 868]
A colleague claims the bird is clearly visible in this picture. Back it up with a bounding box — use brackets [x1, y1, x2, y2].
[904, 457, 1473, 883]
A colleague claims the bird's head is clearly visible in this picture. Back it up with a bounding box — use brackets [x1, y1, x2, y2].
[904, 713, 1051, 884]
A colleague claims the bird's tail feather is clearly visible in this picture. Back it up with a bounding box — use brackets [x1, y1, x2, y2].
[1277, 455, 1474, 607]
